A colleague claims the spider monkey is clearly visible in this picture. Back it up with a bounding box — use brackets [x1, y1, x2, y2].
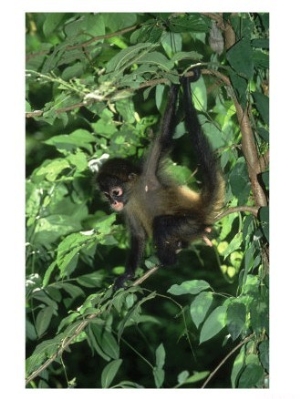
[96, 68, 225, 289]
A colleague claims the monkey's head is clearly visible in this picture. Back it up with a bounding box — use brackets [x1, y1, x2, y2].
[96, 158, 141, 212]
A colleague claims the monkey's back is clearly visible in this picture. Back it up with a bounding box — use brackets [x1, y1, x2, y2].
[124, 176, 206, 236]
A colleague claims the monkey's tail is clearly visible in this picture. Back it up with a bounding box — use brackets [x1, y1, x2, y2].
[143, 84, 180, 179]
[181, 68, 225, 223]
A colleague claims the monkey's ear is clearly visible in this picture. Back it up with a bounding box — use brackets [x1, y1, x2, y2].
[128, 173, 137, 180]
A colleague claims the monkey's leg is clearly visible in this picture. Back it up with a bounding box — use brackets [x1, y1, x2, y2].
[153, 215, 200, 266]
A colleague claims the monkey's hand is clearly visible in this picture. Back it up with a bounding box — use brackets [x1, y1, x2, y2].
[113, 272, 134, 291]
[201, 227, 213, 247]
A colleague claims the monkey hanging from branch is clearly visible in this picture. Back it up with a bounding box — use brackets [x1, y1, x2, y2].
[96, 68, 225, 289]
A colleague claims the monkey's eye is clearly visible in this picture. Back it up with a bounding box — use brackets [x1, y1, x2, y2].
[111, 187, 123, 197]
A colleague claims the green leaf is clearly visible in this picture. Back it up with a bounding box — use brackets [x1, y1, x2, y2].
[261, 171, 269, 190]
[45, 129, 96, 153]
[231, 347, 246, 388]
[155, 343, 165, 369]
[258, 340, 269, 372]
[116, 100, 135, 123]
[227, 38, 254, 80]
[57, 312, 81, 333]
[67, 150, 88, 172]
[229, 158, 250, 204]
[168, 280, 211, 295]
[259, 206, 269, 242]
[57, 247, 79, 277]
[131, 22, 164, 44]
[60, 282, 85, 299]
[106, 43, 158, 73]
[83, 14, 106, 37]
[61, 62, 85, 80]
[26, 320, 37, 341]
[251, 39, 269, 49]
[35, 306, 55, 337]
[221, 232, 243, 259]
[103, 13, 137, 31]
[42, 260, 57, 287]
[177, 370, 189, 385]
[229, 71, 248, 108]
[200, 305, 227, 344]
[153, 368, 165, 388]
[250, 298, 269, 334]
[101, 330, 120, 360]
[190, 75, 207, 112]
[53, 232, 100, 277]
[168, 14, 210, 33]
[35, 158, 70, 181]
[171, 51, 202, 63]
[26, 334, 64, 375]
[63, 14, 105, 38]
[43, 13, 65, 37]
[44, 286, 62, 302]
[136, 51, 173, 71]
[34, 215, 82, 247]
[190, 291, 214, 328]
[252, 92, 269, 125]
[32, 290, 58, 309]
[154, 345, 166, 389]
[226, 302, 247, 340]
[95, 214, 117, 236]
[76, 271, 105, 288]
[86, 324, 110, 361]
[238, 363, 264, 388]
[101, 359, 123, 388]
[253, 49, 269, 69]
[180, 371, 209, 386]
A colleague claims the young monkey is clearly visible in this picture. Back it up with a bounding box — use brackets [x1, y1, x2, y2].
[97, 68, 225, 289]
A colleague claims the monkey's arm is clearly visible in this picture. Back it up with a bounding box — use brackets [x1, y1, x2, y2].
[114, 218, 147, 289]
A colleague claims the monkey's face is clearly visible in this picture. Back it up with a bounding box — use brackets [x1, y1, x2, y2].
[104, 186, 125, 212]
[97, 171, 127, 212]
[96, 158, 140, 213]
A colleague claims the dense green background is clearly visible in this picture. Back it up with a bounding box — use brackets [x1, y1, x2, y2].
[26, 13, 269, 388]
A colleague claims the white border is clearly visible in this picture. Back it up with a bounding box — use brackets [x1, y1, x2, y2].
[1, 1, 299, 397]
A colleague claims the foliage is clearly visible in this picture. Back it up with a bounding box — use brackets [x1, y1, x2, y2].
[26, 12, 269, 388]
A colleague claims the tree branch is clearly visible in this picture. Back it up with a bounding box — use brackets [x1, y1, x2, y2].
[25, 267, 160, 386]
[216, 205, 259, 220]
[202, 68, 268, 208]
[26, 25, 138, 62]
[25, 311, 102, 386]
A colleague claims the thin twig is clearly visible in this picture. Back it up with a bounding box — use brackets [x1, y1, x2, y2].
[132, 266, 160, 286]
[25, 311, 102, 386]
[216, 205, 259, 220]
[201, 333, 254, 388]
[25, 267, 160, 386]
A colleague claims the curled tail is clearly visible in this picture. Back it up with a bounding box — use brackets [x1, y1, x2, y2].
[181, 68, 225, 223]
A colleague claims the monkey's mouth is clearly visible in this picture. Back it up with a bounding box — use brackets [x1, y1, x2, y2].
[111, 201, 124, 212]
